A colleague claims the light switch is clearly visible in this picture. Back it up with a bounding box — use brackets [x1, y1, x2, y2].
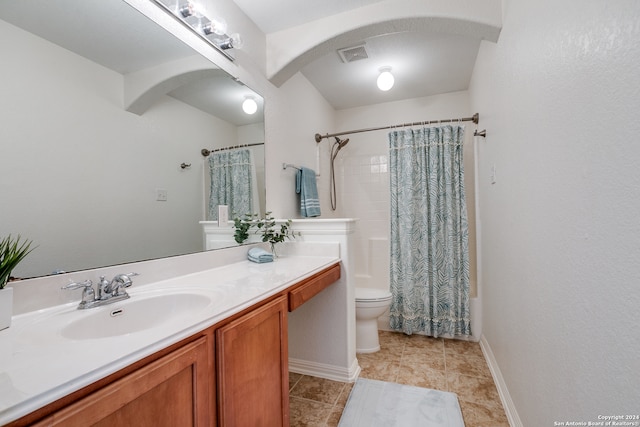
[156, 189, 168, 201]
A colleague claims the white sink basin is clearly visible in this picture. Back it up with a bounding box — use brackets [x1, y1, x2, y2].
[60, 292, 213, 340]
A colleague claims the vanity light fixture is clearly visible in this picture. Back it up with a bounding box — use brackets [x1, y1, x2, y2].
[377, 67, 395, 91]
[152, 0, 242, 60]
[242, 96, 258, 115]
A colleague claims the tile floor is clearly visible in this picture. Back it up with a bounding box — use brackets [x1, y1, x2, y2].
[289, 330, 510, 427]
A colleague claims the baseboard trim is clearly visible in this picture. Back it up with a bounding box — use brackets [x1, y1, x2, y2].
[479, 335, 523, 427]
[289, 357, 360, 383]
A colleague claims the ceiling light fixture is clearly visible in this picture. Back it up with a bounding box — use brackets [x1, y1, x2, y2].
[377, 67, 395, 91]
[242, 96, 258, 115]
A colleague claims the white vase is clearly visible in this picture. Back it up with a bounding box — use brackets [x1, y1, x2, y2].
[0, 287, 13, 331]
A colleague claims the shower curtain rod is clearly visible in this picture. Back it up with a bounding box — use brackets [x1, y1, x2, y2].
[201, 142, 264, 157]
[314, 113, 479, 142]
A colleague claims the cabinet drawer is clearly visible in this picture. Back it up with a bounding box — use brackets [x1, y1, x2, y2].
[288, 263, 340, 311]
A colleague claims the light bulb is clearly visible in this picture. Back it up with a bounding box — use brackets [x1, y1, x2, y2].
[230, 33, 243, 49]
[178, 1, 206, 18]
[178, 2, 193, 17]
[219, 33, 243, 50]
[201, 17, 228, 36]
[377, 67, 394, 91]
[230, 33, 244, 49]
[242, 97, 257, 115]
[190, 1, 206, 18]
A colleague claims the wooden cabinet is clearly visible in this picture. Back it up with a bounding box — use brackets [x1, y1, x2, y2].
[13, 262, 340, 427]
[216, 295, 289, 427]
[32, 337, 210, 427]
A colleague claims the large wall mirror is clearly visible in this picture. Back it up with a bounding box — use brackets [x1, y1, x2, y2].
[0, 0, 265, 278]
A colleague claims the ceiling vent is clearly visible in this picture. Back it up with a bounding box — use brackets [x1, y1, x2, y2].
[337, 44, 368, 63]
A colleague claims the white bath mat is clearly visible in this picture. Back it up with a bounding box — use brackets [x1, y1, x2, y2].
[338, 378, 465, 427]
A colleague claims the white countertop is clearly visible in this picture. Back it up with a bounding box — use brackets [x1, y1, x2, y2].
[0, 254, 339, 425]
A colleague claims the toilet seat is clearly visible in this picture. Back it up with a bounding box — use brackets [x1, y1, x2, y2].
[355, 287, 392, 302]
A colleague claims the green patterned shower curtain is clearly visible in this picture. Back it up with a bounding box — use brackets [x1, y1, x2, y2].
[389, 125, 471, 338]
[208, 148, 258, 221]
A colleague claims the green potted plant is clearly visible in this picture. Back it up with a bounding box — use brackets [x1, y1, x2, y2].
[233, 213, 258, 244]
[1, 235, 35, 330]
[232, 212, 298, 256]
[255, 212, 298, 257]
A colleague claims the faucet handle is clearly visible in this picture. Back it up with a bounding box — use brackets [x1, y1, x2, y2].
[61, 279, 93, 291]
[62, 279, 96, 308]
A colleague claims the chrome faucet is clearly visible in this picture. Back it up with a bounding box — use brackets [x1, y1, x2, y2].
[63, 272, 139, 309]
[61, 279, 96, 309]
[99, 273, 138, 299]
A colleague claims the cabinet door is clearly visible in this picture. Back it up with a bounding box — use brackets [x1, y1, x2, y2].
[33, 337, 210, 427]
[216, 295, 289, 427]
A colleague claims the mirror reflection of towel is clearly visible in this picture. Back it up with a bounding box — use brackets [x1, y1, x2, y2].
[296, 167, 321, 217]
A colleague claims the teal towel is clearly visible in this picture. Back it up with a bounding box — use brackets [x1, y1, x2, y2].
[295, 167, 321, 217]
[248, 247, 273, 263]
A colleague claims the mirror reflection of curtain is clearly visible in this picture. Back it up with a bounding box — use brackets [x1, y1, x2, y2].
[208, 149, 260, 221]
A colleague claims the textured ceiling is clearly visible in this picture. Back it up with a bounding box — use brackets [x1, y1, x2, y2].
[232, 0, 483, 109]
[2, 0, 484, 115]
[232, 0, 388, 33]
[299, 32, 481, 110]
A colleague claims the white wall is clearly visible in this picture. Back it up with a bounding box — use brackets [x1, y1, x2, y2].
[469, 0, 640, 423]
[264, 73, 337, 218]
[0, 20, 236, 277]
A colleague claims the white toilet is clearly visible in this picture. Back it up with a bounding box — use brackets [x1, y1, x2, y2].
[355, 287, 393, 353]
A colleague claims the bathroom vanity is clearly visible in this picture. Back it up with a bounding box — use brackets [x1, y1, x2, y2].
[0, 250, 341, 426]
